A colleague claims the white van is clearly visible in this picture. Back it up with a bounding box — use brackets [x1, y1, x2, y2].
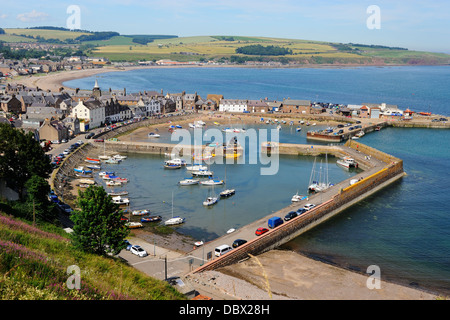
[215, 244, 232, 257]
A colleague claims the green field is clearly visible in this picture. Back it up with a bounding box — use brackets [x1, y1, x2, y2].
[4, 28, 91, 41]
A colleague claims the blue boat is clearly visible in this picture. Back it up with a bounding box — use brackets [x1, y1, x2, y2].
[74, 166, 92, 173]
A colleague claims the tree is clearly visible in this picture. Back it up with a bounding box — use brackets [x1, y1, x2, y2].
[71, 186, 129, 255]
[0, 124, 52, 198]
[25, 174, 56, 222]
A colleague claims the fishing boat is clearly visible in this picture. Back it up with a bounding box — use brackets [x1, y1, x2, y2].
[111, 196, 129, 205]
[337, 156, 358, 169]
[148, 132, 160, 138]
[132, 209, 150, 216]
[200, 178, 224, 186]
[164, 192, 185, 226]
[141, 215, 162, 223]
[126, 222, 143, 229]
[179, 178, 200, 185]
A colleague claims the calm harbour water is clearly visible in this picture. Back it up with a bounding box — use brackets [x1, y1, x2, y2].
[66, 66, 450, 295]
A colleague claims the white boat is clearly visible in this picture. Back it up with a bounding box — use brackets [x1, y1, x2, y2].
[188, 123, 196, 129]
[86, 164, 101, 170]
[165, 216, 185, 225]
[106, 180, 122, 187]
[227, 228, 236, 234]
[179, 178, 200, 186]
[203, 196, 218, 206]
[126, 222, 144, 229]
[79, 179, 95, 185]
[148, 132, 160, 138]
[350, 179, 359, 185]
[196, 120, 206, 126]
[164, 164, 181, 169]
[113, 154, 127, 160]
[191, 169, 213, 177]
[194, 241, 204, 247]
[337, 157, 358, 169]
[185, 164, 208, 171]
[296, 127, 302, 132]
[74, 166, 92, 173]
[164, 158, 186, 166]
[111, 196, 129, 205]
[200, 179, 224, 186]
[308, 156, 333, 193]
[164, 192, 185, 226]
[99, 155, 110, 160]
[107, 191, 128, 196]
[104, 158, 121, 164]
[291, 193, 308, 202]
[99, 171, 115, 177]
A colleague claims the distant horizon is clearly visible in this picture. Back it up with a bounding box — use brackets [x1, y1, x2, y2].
[1, 1, 450, 54]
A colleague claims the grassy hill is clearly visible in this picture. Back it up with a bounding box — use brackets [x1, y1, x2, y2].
[2, 27, 450, 65]
[0, 213, 185, 300]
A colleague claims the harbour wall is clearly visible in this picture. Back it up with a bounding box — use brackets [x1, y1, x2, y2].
[192, 141, 404, 273]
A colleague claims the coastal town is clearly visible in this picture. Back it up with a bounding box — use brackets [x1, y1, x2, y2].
[1, 54, 448, 146]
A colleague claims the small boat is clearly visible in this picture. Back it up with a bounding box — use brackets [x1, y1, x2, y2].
[132, 209, 150, 216]
[296, 127, 302, 132]
[164, 164, 181, 169]
[113, 177, 128, 183]
[106, 180, 122, 187]
[104, 158, 121, 164]
[375, 126, 381, 131]
[86, 157, 100, 163]
[79, 179, 95, 185]
[179, 178, 200, 185]
[99, 171, 115, 177]
[350, 179, 359, 185]
[203, 196, 218, 206]
[78, 184, 90, 188]
[188, 123, 196, 128]
[194, 241, 204, 247]
[337, 157, 358, 169]
[99, 155, 110, 160]
[191, 169, 213, 177]
[227, 228, 236, 234]
[140, 215, 161, 223]
[200, 179, 224, 186]
[111, 196, 129, 205]
[74, 166, 92, 173]
[148, 132, 160, 138]
[75, 173, 93, 178]
[291, 193, 308, 202]
[185, 164, 208, 171]
[220, 189, 235, 197]
[86, 164, 101, 170]
[126, 222, 143, 229]
[107, 191, 128, 196]
[113, 154, 127, 160]
[165, 158, 186, 166]
[165, 216, 185, 226]
[175, 125, 182, 129]
[102, 174, 119, 180]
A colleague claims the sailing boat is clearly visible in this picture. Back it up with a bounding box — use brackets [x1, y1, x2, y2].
[203, 179, 218, 206]
[309, 154, 333, 193]
[220, 163, 235, 198]
[308, 157, 320, 192]
[164, 192, 185, 225]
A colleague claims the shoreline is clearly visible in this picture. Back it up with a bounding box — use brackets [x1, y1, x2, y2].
[7, 62, 448, 94]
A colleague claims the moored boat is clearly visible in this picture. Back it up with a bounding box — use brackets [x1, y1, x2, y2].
[107, 190, 128, 196]
[132, 209, 150, 216]
[220, 189, 235, 197]
[200, 179, 224, 186]
[337, 156, 358, 169]
[179, 178, 200, 185]
[148, 132, 160, 138]
[203, 196, 218, 206]
[126, 222, 143, 229]
[111, 195, 129, 205]
[140, 215, 162, 223]
[164, 216, 185, 226]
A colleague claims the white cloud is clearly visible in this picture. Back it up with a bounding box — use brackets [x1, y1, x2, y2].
[0, 14, 7, 19]
[16, 9, 49, 22]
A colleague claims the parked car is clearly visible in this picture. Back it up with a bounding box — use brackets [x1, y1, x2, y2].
[51, 140, 60, 144]
[232, 239, 247, 248]
[61, 139, 67, 143]
[59, 203, 72, 214]
[284, 211, 298, 221]
[255, 227, 269, 236]
[215, 244, 232, 257]
[268, 216, 283, 229]
[303, 203, 316, 211]
[85, 132, 94, 139]
[124, 240, 132, 251]
[296, 208, 307, 215]
[77, 140, 84, 145]
[130, 245, 147, 257]
[94, 138, 104, 142]
[63, 149, 70, 155]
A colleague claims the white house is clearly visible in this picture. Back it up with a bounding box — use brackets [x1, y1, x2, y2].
[219, 99, 248, 113]
[145, 99, 161, 115]
[71, 99, 105, 131]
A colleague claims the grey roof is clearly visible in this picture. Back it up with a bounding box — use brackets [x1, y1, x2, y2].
[283, 99, 311, 106]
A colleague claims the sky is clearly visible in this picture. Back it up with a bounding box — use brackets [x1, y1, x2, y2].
[1, 0, 450, 53]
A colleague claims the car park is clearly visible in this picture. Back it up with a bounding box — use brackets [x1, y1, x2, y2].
[255, 227, 269, 236]
[130, 245, 148, 257]
[284, 211, 298, 221]
[232, 239, 247, 248]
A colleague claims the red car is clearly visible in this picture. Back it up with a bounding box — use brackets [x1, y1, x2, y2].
[94, 139, 104, 142]
[255, 227, 269, 236]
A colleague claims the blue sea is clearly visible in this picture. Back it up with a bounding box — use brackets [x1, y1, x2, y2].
[65, 66, 450, 296]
